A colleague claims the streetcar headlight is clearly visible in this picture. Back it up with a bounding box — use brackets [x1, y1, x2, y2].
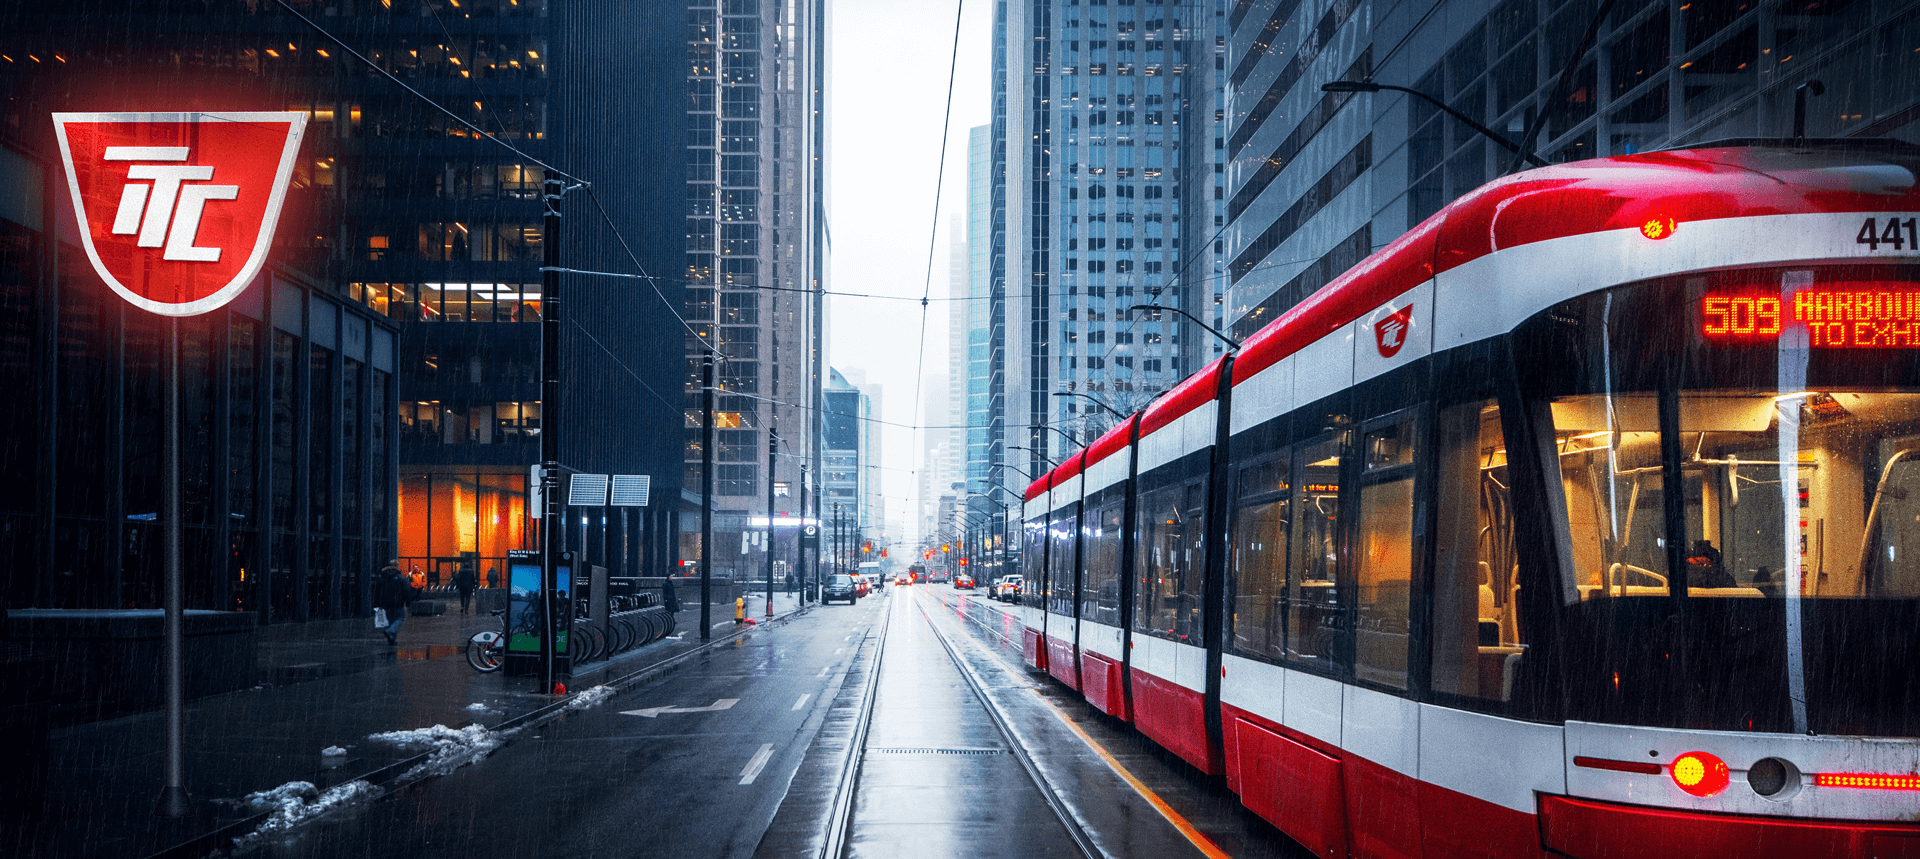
[1670, 751, 1730, 797]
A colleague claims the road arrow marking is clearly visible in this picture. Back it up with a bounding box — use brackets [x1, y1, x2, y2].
[739, 743, 775, 784]
[620, 698, 740, 718]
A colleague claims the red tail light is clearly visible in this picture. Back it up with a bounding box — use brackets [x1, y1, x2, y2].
[1670, 752, 1730, 797]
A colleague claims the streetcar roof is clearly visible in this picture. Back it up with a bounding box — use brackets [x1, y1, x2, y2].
[1232, 143, 1920, 383]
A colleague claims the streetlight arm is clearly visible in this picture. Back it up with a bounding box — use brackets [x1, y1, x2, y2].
[1353, 83, 1546, 168]
[1050, 391, 1127, 421]
[1128, 304, 1241, 351]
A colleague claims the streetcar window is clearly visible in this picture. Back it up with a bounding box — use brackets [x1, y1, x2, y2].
[1354, 415, 1419, 690]
[1230, 453, 1289, 661]
[1049, 509, 1079, 617]
[1135, 455, 1208, 643]
[1430, 399, 1525, 703]
[1083, 498, 1125, 626]
[1023, 515, 1048, 609]
[1675, 392, 1920, 600]
[1286, 436, 1343, 670]
[1550, 393, 1671, 601]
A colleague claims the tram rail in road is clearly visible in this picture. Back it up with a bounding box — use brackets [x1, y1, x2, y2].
[819, 591, 1100, 859]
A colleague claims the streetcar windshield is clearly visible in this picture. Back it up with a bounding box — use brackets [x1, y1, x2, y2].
[1515, 265, 1920, 736]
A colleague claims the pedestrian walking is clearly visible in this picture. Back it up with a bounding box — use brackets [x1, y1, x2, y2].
[373, 564, 416, 646]
[486, 565, 500, 590]
[452, 565, 478, 615]
[734, 594, 746, 625]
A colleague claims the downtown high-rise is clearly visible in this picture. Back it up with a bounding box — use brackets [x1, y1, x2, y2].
[681, 0, 828, 579]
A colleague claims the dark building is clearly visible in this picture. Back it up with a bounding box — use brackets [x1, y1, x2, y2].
[0, 0, 687, 664]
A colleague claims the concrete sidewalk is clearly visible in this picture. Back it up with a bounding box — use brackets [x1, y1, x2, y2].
[3, 592, 811, 859]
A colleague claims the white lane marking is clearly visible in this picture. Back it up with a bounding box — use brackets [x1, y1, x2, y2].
[792, 693, 811, 711]
[620, 698, 740, 718]
[833, 648, 844, 655]
[739, 743, 775, 785]
[817, 665, 830, 677]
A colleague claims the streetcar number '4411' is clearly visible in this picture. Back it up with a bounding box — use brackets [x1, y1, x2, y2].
[1858, 217, 1919, 251]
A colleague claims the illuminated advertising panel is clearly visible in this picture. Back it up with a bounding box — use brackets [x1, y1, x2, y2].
[51, 111, 307, 317]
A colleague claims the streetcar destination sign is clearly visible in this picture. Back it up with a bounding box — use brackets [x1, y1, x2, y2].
[1702, 286, 1920, 348]
[52, 111, 308, 317]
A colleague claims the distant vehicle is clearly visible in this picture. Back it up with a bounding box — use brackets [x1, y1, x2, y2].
[853, 575, 870, 598]
[954, 574, 974, 590]
[895, 575, 912, 586]
[995, 575, 1024, 602]
[823, 573, 857, 604]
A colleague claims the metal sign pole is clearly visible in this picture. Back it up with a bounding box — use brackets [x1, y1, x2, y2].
[156, 317, 191, 817]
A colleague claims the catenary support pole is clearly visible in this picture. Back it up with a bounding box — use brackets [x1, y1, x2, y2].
[155, 317, 191, 818]
[799, 465, 810, 603]
[538, 177, 564, 693]
[700, 350, 715, 639]
[765, 428, 776, 617]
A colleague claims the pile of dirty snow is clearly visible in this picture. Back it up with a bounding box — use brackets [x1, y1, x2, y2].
[368, 723, 505, 778]
[236, 779, 379, 843]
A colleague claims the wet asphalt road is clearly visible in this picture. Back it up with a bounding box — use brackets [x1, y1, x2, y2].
[237, 595, 888, 859]
[233, 586, 1310, 859]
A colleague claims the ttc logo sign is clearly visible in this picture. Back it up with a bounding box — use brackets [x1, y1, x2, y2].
[52, 112, 307, 317]
[1374, 304, 1414, 358]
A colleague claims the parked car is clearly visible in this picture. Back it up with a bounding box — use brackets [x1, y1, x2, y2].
[954, 574, 974, 590]
[853, 575, 870, 597]
[824, 573, 857, 604]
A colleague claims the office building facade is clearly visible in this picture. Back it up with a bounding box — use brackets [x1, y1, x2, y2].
[1223, 0, 1920, 336]
[0, 0, 689, 632]
[681, 0, 828, 572]
[1000, 0, 1230, 483]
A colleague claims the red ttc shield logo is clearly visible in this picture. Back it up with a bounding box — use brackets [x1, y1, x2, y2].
[1374, 304, 1414, 358]
[52, 112, 307, 317]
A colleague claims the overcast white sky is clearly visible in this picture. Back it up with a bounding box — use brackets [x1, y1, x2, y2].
[827, 0, 991, 545]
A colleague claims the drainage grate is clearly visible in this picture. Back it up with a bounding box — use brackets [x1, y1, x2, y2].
[868, 747, 1007, 756]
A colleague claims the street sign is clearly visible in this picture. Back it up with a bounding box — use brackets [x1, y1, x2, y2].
[52, 112, 308, 316]
[567, 473, 609, 506]
[610, 474, 651, 507]
[799, 524, 819, 550]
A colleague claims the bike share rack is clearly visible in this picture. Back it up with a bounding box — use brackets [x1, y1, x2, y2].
[571, 567, 676, 664]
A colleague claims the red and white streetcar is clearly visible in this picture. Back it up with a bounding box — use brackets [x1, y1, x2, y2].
[1017, 141, 1920, 859]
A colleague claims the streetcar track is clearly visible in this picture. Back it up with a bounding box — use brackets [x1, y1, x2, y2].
[905, 592, 1104, 859]
[817, 595, 892, 859]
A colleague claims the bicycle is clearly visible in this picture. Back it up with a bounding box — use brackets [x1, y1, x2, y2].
[467, 608, 508, 672]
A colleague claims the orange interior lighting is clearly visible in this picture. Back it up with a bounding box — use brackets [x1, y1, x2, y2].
[1814, 772, 1920, 791]
[1670, 751, 1730, 797]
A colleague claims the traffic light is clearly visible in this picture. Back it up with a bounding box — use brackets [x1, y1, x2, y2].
[862, 541, 871, 554]
[881, 548, 888, 558]
[958, 558, 969, 566]
[941, 544, 950, 553]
